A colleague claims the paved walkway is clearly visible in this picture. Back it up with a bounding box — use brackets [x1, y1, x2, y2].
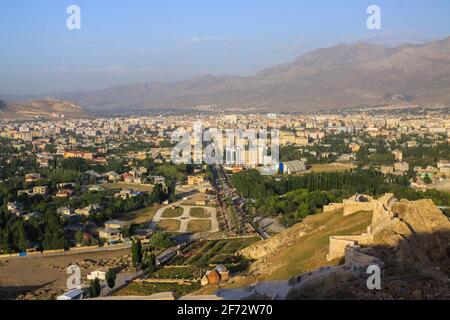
[152, 203, 219, 233]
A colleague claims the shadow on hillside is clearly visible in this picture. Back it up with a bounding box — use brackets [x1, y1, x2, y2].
[287, 230, 450, 300]
[0, 281, 56, 300]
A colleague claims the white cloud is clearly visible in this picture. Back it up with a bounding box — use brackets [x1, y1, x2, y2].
[181, 36, 235, 45]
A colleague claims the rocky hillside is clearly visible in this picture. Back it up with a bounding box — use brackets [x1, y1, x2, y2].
[237, 199, 450, 299]
[0, 99, 88, 120]
[368, 200, 450, 280]
[239, 209, 373, 279]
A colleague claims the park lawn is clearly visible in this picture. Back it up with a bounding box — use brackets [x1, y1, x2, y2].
[189, 207, 211, 219]
[162, 207, 184, 218]
[181, 237, 260, 266]
[187, 220, 211, 233]
[158, 219, 181, 232]
[122, 205, 162, 225]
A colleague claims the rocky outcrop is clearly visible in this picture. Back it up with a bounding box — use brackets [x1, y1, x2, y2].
[238, 219, 314, 264]
[238, 196, 450, 300]
[0, 99, 88, 119]
[368, 200, 450, 280]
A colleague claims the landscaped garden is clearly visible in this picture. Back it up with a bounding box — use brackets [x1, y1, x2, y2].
[187, 219, 212, 233]
[162, 207, 184, 218]
[189, 207, 211, 218]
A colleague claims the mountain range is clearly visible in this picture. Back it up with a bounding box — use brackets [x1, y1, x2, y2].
[2, 36, 450, 114]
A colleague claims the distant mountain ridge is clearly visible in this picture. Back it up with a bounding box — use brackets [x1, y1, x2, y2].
[3, 36, 450, 112]
[0, 99, 88, 120]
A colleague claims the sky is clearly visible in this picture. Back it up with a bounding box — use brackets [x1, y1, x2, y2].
[1, 0, 450, 95]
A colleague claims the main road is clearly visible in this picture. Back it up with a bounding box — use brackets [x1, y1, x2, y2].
[212, 165, 270, 240]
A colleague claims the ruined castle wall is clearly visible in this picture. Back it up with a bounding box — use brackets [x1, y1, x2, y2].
[327, 234, 373, 261]
[344, 247, 382, 270]
[323, 203, 344, 213]
[342, 201, 373, 216]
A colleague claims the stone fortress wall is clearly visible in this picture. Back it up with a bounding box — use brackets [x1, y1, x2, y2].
[325, 193, 398, 261]
[286, 193, 398, 298]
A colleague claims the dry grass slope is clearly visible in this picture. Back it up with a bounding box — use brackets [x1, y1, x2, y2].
[240, 209, 373, 280]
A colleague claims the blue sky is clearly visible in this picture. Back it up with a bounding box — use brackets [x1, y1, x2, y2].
[1, 0, 450, 94]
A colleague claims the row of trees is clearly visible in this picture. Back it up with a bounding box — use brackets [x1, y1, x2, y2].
[232, 169, 450, 226]
[232, 169, 409, 201]
[0, 210, 66, 254]
[257, 189, 344, 227]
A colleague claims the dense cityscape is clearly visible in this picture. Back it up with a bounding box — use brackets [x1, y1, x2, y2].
[0, 106, 449, 300]
[2, 0, 450, 309]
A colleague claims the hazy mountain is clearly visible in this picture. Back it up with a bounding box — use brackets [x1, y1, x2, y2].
[0, 99, 88, 120]
[3, 36, 450, 112]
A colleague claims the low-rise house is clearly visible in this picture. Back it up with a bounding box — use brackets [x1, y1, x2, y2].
[33, 186, 48, 195]
[380, 165, 394, 174]
[123, 174, 143, 185]
[187, 175, 205, 186]
[87, 270, 106, 281]
[57, 206, 74, 217]
[394, 162, 409, 173]
[98, 227, 123, 244]
[75, 204, 101, 217]
[88, 185, 104, 192]
[114, 189, 138, 200]
[149, 175, 166, 186]
[7, 201, 24, 216]
[23, 212, 42, 221]
[25, 173, 42, 182]
[104, 171, 120, 182]
[438, 160, 450, 175]
[18, 189, 34, 197]
[57, 182, 76, 189]
[201, 265, 230, 286]
[56, 189, 75, 198]
[105, 219, 129, 230]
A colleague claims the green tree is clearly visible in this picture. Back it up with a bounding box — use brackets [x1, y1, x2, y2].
[145, 253, 156, 272]
[89, 278, 101, 298]
[149, 232, 174, 249]
[75, 230, 84, 246]
[423, 175, 433, 185]
[131, 239, 143, 267]
[105, 269, 117, 290]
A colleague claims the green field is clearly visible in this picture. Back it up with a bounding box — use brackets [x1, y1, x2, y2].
[189, 207, 211, 218]
[123, 205, 162, 224]
[162, 207, 184, 218]
[187, 220, 211, 233]
[158, 219, 181, 232]
[176, 237, 260, 268]
[114, 282, 201, 297]
[150, 266, 205, 280]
